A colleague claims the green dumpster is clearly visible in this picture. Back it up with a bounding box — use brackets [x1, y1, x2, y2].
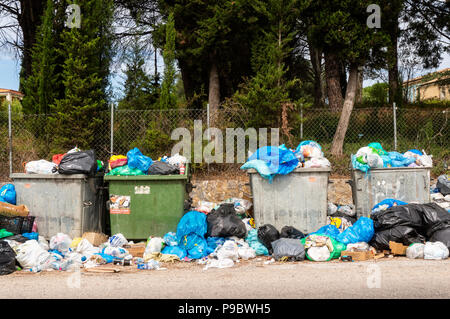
[104, 164, 190, 240]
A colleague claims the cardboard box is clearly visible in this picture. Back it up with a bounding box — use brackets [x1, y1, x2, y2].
[341, 250, 374, 261]
[124, 243, 146, 257]
[82, 232, 109, 247]
[389, 241, 408, 255]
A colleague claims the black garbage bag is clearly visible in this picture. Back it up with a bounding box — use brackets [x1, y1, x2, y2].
[280, 226, 306, 239]
[57, 150, 97, 175]
[0, 241, 16, 276]
[369, 226, 426, 251]
[257, 224, 280, 254]
[429, 227, 450, 251]
[437, 175, 450, 196]
[148, 161, 179, 175]
[2, 234, 29, 243]
[272, 238, 305, 261]
[419, 203, 450, 236]
[329, 212, 357, 225]
[206, 203, 247, 238]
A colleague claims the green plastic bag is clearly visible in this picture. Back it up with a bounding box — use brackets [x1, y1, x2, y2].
[301, 234, 347, 261]
[0, 228, 13, 239]
[106, 164, 145, 176]
[245, 229, 269, 256]
[368, 142, 388, 156]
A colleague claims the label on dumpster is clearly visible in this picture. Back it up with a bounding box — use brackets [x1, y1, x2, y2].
[134, 186, 150, 195]
[110, 195, 131, 215]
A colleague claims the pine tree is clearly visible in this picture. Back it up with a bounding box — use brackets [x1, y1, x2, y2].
[118, 35, 157, 110]
[21, 0, 65, 115]
[48, 0, 113, 154]
[159, 12, 177, 109]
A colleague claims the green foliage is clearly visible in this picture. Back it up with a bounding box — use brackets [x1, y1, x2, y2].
[48, 0, 114, 154]
[130, 121, 173, 158]
[1, 99, 23, 113]
[361, 82, 389, 107]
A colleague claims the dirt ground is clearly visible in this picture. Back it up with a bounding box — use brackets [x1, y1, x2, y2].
[2, 257, 450, 299]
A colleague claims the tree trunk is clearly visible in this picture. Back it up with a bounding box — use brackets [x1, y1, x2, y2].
[208, 59, 220, 128]
[324, 51, 343, 110]
[355, 68, 364, 104]
[330, 64, 360, 156]
[388, 12, 400, 106]
[308, 39, 325, 107]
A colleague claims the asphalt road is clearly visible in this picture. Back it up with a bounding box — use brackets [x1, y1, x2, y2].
[1, 257, 450, 299]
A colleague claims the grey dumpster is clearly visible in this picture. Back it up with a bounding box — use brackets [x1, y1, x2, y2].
[350, 167, 431, 218]
[248, 167, 331, 234]
[11, 173, 106, 239]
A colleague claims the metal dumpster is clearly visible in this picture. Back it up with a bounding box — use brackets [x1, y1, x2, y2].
[104, 164, 190, 240]
[11, 173, 106, 239]
[350, 167, 431, 218]
[248, 167, 331, 234]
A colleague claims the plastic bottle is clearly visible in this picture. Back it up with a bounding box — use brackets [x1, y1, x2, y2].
[30, 265, 42, 273]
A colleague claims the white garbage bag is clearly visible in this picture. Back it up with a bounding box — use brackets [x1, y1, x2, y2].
[49, 233, 72, 254]
[424, 241, 449, 260]
[217, 240, 239, 261]
[237, 243, 256, 260]
[406, 243, 425, 259]
[144, 237, 165, 257]
[108, 233, 128, 247]
[15, 240, 51, 269]
[167, 153, 187, 166]
[38, 236, 49, 251]
[307, 246, 330, 262]
[203, 258, 234, 270]
[25, 160, 57, 174]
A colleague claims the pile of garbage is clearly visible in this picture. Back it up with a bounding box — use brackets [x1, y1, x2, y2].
[25, 147, 103, 175]
[241, 140, 330, 183]
[352, 143, 433, 173]
[431, 175, 450, 212]
[327, 203, 356, 232]
[106, 148, 186, 176]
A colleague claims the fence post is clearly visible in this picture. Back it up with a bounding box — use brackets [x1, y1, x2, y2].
[393, 102, 397, 151]
[8, 102, 12, 176]
[300, 104, 303, 140]
[110, 102, 114, 155]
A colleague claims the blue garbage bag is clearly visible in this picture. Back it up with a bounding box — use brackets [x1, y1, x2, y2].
[126, 147, 153, 173]
[381, 155, 392, 168]
[185, 235, 209, 259]
[22, 232, 39, 241]
[295, 140, 322, 152]
[240, 160, 273, 180]
[244, 146, 299, 182]
[179, 233, 206, 251]
[161, 246, 187, 259]
[407, 149, 422, 156]
[336, 217, 374, 244]
[0, 184, 16, 205]
[388, 152, 416, 167]
[372, 198, 408, 213]
[176, 211, 207, 240]
[245, 229, 269, 256]
[163, 232, 178, 246]
[309, 224, 340, 239]
[207, 237, 226, 251]
[94, 253, 115, 263]
[352, 155, 370, 173]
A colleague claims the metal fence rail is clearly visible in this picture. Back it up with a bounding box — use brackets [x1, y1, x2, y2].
[0, 105, 447, 180]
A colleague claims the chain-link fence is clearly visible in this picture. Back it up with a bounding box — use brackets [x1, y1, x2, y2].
[0, 105, 448, 181]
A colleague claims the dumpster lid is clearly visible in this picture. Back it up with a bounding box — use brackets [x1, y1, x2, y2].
[246, 167, 331, 174]
[104, 174, 188, 181]
[10, 173, 100, 179]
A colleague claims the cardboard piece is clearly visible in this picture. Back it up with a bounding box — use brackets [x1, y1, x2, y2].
[0, 201, 30, 217]
[124, 243, 146, 257]
[82, 232, 109, 246]
[389, 241, 408, 256]
[341, 250, 374, 261]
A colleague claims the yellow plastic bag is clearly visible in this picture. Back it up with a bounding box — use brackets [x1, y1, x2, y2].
[108, 155, 127, 171]
[70, 237, 82, 248]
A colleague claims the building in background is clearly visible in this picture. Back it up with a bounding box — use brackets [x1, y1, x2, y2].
[403, 68, 450, 103]
[0, 88, 24, 105]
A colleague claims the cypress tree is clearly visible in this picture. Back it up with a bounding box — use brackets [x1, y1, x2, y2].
[159, 12, 177, 109]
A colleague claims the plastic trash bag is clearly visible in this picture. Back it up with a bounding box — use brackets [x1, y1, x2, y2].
[204, 258, 234, 269]
[222, 198, 252, 215]
[346, 242, 370, 251]
[424, 241, 449, 260]
[168, 153, 187, 166]
[106, 165, 145, 176]
[406, 243, 425, 259]
[306, 245, 330, 262]
[295, 140, 323, 158]
[163, 232, 178, 247]
[0, 240, 16, 275]
[437, 175, 450, 196]
[302, 234, 346, 261]
[367, 142, 388, 156]
[271, 238, 305, 261]
[15, 240, 51, 269]
[310, 224, 340, 239]
[186, 235, 209, 259]
[206, 237, 226, 251]
[216, 240, 240, 261]
[327, 203, 338, 216]
[126, 148, 153, 173]
[280, 226, 306, 239]
[336, 217, 374, 244]
[0, 184, 16, 205]
[179, 233, 206, 252]
[148, 161, 179, 175]
[49, 233, 72, 254]
[367, 153, 383, 168]
[108, 155, 127, 170]
[144, 237, 165, 256]
[429, 227, 450, 251]
[102, 246, 129, 259]
[303, 157, 331, 168]
[417, 151, 433, 168]
[0, 229, 13, 239]
[237, 244, 256, 260]
[58, 150, 97, 175]
[207, 203, 247, 238]
[327, 216, 353, 232]
[352, 155, 370, 173]
[372, 199, 408, 214]
[245, 229, 269, 256]
[25, 160, 57, 174]
[369, 226, 426, 251]
[161, 246, 187, 259]
[108, 233, 128, 247]
[257, 224, 280, 254]
[176, 211, 207, 240]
